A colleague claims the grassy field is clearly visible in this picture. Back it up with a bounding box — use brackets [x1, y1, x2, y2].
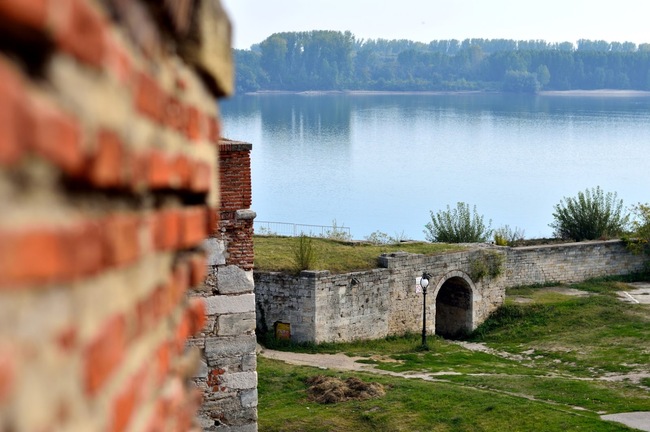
[254, 235, 464, 274]
[257, 278, 650, 431]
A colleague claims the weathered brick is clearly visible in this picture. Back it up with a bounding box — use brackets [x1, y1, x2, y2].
[0, 228, 70, 287]
[188, 297, 206, 335]
[53, 0, 107, 67]
[103, 213, 140, 267]
[0, 58, 27, 165]
[135, 71, 164, 121]
[84, 314, 126, 396]
[146, 149, 171, 189]
[190, 160, 211, 193]
[87, 129, 125, 188]
[189, 254, 207, 287]
[111, 374, 138, 432]
[153, 209, 181, 251]
[0, 344, 15, 403]
[0, 0, 47, 32]
[180, 206, 208, 248]
[186, 106, 201, 141]
[170, 154, 191, 189]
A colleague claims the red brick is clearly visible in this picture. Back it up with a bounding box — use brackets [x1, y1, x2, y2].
[103, 214, 140, 268]
[135, 72, 164, 122]
[84, 314, 126, 396]
[153, 209, 181, 251]
[87, 129, 125, 188]
[150, 284, 167, 322]
[173, 313, 191, 354]
[0, 59, 27, 165]
[53, 0, 107, 67]
[27, 97, 84, 176]
[68, 220, 105, 277]
[190, 160, 211, 193]
[207, 207, 220, 235]
[189, 254, 207, 287]
[0, 228, 70, 287]
[207, 115, 220, 143]
[188, 298, 206, 335]
[155, 341, 170, 385]
[0, 0, 48, 32]
[164, 97, 184, 132]
[172, 261, 190, 305]
[110, 374, 139, 432]
[55, 326, 77, 353]
[104, 37, 133, 84]
[180, 206, 208, 248]
[170, 154, 191, 189]
[186, 106, 201, 141]
[146, 149, 171, 189]
[144, 399, 166, 432]
[0, 345, 15, 403]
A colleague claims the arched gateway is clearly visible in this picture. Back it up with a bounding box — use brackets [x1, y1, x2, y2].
[432, 271, 476, 338]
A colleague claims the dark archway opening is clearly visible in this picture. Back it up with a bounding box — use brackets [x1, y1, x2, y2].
[435, 277, 472, 339]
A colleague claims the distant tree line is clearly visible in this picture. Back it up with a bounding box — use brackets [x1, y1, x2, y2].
[233, 31, 650, 93]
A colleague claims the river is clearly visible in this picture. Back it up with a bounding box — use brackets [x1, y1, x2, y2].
[220, 92, 650, 240]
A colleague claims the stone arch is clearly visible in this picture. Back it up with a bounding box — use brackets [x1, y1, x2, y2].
[431, 270, 476, 338]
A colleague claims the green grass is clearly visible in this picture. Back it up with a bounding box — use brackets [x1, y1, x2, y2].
[258, 278, 650, 431]
[254, 235, 464, 274]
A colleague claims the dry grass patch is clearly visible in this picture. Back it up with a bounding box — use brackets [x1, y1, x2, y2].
[306, 375, 386, 404]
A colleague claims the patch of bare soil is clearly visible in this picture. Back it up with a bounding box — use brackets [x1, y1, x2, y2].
[305, 375, 386, 404]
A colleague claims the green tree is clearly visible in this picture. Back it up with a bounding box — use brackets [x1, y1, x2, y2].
[424, 202, 492, 243]
[536, 64, 550, 88]
[503, 70, 540, 93]
[550, 186, 630, 241]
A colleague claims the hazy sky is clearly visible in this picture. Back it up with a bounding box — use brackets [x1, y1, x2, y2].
[221, 0, 650, 50]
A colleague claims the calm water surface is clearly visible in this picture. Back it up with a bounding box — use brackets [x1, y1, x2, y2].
[220, 93, 650, 240]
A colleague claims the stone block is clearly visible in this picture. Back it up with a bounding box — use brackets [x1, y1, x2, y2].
[205, 335, 257, 361]
[206, 293, 255, 315]
[203, 238, 227, 266]
[240, 389, 258, 408]
[222, 371, 257, 390]
[216, 312, 256, 336]
[217, 265, 254, 294]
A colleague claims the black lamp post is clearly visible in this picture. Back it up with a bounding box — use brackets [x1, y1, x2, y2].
[420, 272, 431, 348]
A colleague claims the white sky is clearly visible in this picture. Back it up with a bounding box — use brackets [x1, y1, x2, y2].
[220, 0, 650, 50]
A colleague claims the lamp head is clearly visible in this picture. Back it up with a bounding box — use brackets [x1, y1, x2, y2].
[420, 272, 430, 289]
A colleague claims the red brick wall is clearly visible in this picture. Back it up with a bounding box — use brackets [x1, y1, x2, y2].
[0, 0, 232, 430]
[218, 140, 255, 270]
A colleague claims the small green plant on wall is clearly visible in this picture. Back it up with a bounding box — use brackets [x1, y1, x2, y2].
[292, 234, 315, 273]
[469, 250, 505, 281]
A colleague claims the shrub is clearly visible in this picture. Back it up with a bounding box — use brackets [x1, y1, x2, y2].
[364, 230, 408, 245]
[321, 219, 352, 241]
[624, 203, 650, 269]
[549, 186, 630, 241]
[293, 234, 315, 272]
[469, 250, 505, 281]
[424, 202, 492, 243]
[493, 225, 526, 246]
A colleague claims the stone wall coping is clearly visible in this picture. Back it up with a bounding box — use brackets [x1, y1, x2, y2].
[220, 139, 253, 151]
[236, 209, 257, 220]
[511, 239, 625, 251]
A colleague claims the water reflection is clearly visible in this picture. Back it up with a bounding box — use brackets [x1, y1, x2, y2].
[220, 93, 650, 240]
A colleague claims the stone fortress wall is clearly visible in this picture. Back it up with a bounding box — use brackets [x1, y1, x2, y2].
[255, 240, 646, 343]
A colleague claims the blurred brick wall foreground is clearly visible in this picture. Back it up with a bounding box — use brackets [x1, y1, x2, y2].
[0, 0, 245, 430]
